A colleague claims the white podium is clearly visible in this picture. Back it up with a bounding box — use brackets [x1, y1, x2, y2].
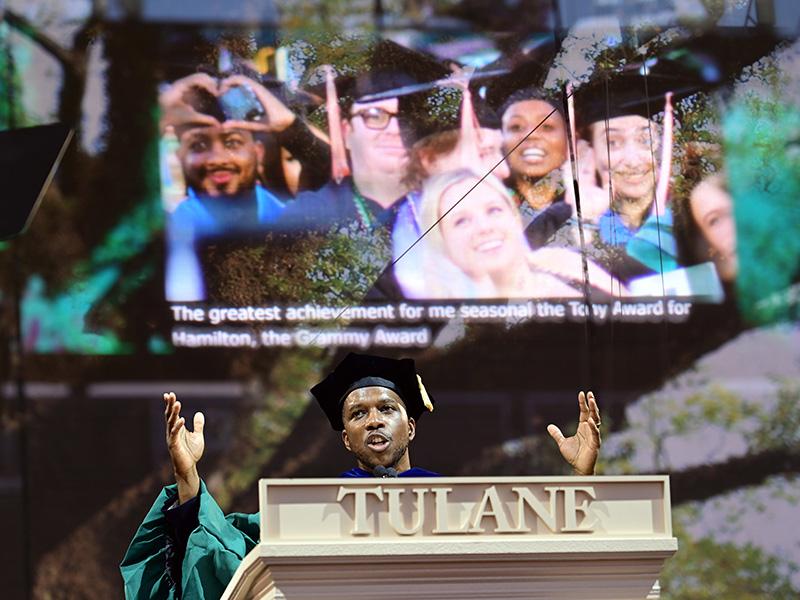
[222, 476, 677, 599]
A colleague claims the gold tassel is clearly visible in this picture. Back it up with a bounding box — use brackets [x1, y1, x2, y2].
[417, 374, 434, 413]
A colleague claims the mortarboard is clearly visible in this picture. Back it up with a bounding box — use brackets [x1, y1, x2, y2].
[575, 27, 784, 128]
[330, 38, 452, 105]
[480, 48, 558, 115]
[574, 59, 709, 128]
[311, 353, 435, 431]
[397, 86, 501, 148]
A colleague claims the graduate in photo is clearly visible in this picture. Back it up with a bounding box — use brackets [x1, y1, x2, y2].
[160, 68, 327, 301]
[388, 81, 510, 299]
[276, 39, 452, 235]
[541, 48, 722, 290]
[411, 168, 622, 299]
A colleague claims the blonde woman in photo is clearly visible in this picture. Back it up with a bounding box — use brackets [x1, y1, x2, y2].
[416, 169, 624, 299]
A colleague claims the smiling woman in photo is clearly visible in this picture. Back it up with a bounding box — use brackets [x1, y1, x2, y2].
[498, 88, 576, 249]
[689, 174, 737, 283]
[416, 169, 622, 299]
[501, 89, 568, 209]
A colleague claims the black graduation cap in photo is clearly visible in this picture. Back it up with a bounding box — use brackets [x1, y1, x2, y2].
[329, 38, 453, 106]
[575, 26, 785, 128]
[311, 352, 435, 431]
[397, 86, 501, 148]
[479, 48, 558, 115]
[575, 58, 711, 128]
[673, 26, 785, 89]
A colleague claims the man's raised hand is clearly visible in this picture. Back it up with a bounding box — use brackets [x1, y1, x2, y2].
[219, 74, 296, 133]
[547, 391, 601, 476]
[158, 73, 220, 133]
[164, 392, 204, 503]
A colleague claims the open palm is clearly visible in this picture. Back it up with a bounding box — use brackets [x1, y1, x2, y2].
[547, 391, 601, 476]
[164, 392, 205, 483]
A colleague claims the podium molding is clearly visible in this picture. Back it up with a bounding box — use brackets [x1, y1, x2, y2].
[223, 476, 677, 599]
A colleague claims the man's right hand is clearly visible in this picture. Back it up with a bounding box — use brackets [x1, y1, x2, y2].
[158, 73, 221, 133]
[164, 392, 204, 504]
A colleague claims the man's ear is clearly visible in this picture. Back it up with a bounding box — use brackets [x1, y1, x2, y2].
[341, 429, 352, 452]
[408, 417, 416, 442]
[419, 149, 437, 177]
[176, 137, 189, 162]
[254, 140, 265, 166]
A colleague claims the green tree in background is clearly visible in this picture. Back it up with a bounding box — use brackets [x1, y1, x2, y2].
[662, 519, 799, 599]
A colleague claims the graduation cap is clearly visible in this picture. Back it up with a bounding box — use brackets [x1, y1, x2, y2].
[574, 60, 705, 128]
[479, 47, 559, 115]
[331, 38, 453, 106]
[316, 39, 452, 181]
[575, 27, 784, 128]
[311, 353, 435, 431]
[672, 26, 784, 93]
[397, 85, 501, 148]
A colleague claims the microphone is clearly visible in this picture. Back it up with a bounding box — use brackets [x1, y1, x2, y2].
[373, 466, 398, 478]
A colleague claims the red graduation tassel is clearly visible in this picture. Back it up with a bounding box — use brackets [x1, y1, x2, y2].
[325, 65, 351, 184]
[655, 92, 674, 216]
[563, 82, 577, 197]
[453, 68, 482, 169]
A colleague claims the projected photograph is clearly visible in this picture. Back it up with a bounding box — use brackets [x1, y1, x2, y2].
[155, 25, 790, 352]
[159, 37, 735, 306]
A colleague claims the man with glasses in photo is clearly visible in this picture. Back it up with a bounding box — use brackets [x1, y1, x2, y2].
[277, 40, 451, 235]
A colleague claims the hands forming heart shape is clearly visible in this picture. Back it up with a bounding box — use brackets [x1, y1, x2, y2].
[160, 72, 296, 134]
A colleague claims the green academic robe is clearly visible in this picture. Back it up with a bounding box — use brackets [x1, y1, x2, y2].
[121, 468, 438, 598]
[120, 480, 258, 599]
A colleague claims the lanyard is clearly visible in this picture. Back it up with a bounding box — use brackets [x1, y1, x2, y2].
[352, 186, 374, 229]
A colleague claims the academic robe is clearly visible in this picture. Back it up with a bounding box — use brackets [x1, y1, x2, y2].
[524, 200, 572, 250]
[275, 176, 408, 301]
[276, 177, 401, 233]
[165, 185, 284, 302]
[120, 467, 439, 599]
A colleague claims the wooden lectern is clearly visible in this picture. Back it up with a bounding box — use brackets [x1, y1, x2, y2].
[222, 476, 677, 599]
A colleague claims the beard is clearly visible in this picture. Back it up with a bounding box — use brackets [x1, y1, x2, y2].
[352, 438, 409, 472]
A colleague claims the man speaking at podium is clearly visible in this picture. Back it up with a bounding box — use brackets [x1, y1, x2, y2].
[121, 353, 601, 598]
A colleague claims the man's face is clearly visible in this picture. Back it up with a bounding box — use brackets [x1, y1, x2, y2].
[341, 386, 415, 471]
[478, 128, 511, 181]
[502, 99, 567, 180]
[426, 128, 510, 181]
[344, 98, 408, 179]
[177, 124, 264, 197]
[590, 115, 659, 203]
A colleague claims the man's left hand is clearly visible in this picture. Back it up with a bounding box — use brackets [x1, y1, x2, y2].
[547, 391, 601, 476]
